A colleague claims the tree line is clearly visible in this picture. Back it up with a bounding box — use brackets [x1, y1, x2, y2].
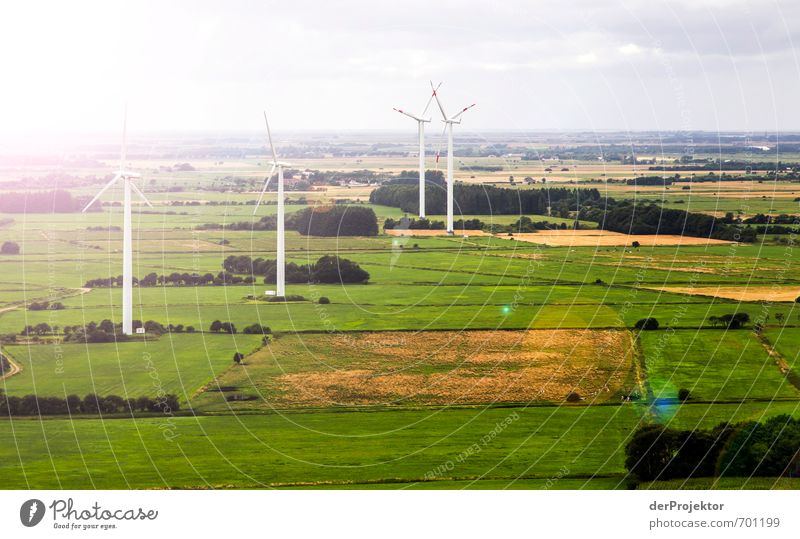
[383, 217, 485, 230]
[0, 390, 180, 416]
[84, 255, 370, 289]
[198, 205, 379, 236]
[84, 272, 254, 288]
[625, 415, 800, 482]
[19, 320, 197, 342]
[578, 200, 756, 242]
[223, 254, 369, 284]
[369, 176, 599, 216]
[0, 189, 90, 213]
[28, 301, 65, 311]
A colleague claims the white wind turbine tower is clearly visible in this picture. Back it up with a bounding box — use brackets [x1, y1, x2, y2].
[82, 106, 152, 335]
[430, 82, 475, 234]
[254, 111, 289, 297]
[392, 82, 440, 218]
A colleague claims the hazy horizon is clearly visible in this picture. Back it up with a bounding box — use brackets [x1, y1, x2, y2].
[1, 0, 799, 135]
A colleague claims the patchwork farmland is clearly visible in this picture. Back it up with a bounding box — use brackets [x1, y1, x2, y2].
[2, 138, 800, 490]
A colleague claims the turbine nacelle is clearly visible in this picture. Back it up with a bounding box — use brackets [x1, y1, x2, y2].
[430, 80, 476, 123]
[82, 173, 152, 212]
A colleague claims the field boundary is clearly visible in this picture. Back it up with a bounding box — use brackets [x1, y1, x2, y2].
[756, 332, 800, 391]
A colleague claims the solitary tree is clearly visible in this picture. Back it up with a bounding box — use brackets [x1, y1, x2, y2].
[210, 320, 222, 332]
[634, 318, 659, 330]
[1, 241, 19, 255]
[233, 352, 244, 364]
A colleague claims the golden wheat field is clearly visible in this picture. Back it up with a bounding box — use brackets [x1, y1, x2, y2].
[200, 329, 640, 408]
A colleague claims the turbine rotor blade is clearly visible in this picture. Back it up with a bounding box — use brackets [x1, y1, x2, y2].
[254, 164, 277, 214]
[421, 81, 442, 117]
[130, 181, 153, 207]
[393, 108, 421, 121]
[430, 80, 448, 120]
[263, 111, 278, 163]
[121, 104, 128, 169]
[451, 103, 476, 121]
[82, 175, 121, 212]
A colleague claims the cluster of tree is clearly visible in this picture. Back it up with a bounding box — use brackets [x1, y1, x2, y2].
[370, 176, 599, 216]
[742, 214, 799, 225]
[209, 321, 237, 334]
[84, 272, 256, 288]
[288, 205, 378, 236]
[708, 312, 750, 329]
[0, 190, 90, 213]
[634, 318, 660, 330]
[498, 216, 576, 233]
[242, 323, 272, 334]
[20, 323, 60, 337]
[578, 200, 756, 242]
[460, 165, 503, 172]
[223, 254, 369, 284]
[626, 176, 674, 186]
[649, 160, 798, 172]
[20, 320, 197, 342]
[738, 214, 799, 234]
[383, 217, 485, 230]
[0, 391, 180, 416]
[751, 225, 798, 235]
[199, 205, 379, 237]
[625, 415, 800, 481]
[1, 241, 20, 255]
[27, 301, 64, 311]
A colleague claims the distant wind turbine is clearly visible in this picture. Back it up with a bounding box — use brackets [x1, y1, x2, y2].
[393, 82, 440, 218]
[254, 111, 289, 297]
[82, 106, 152, 335]
[430, 82, 475, 234]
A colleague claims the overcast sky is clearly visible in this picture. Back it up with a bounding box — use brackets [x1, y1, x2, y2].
[1, 0, 798, 135]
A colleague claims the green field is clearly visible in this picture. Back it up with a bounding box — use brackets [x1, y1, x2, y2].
[2, 152, 800, 490]
[640, 330, 799, 401]
[1, 401, 797, 489]
[1, 334, 263, 402]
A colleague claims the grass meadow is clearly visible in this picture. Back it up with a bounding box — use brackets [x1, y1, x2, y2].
[2, 164, 800, 489]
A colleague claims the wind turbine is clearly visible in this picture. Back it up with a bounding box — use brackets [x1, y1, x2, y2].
[393, 82, 439, 218]
[430, 82, 475, 234]
[254, 111, 289, 297]
[82, 106, 152, 336]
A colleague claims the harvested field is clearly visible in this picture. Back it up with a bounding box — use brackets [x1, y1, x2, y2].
[202, 329, 638, 408]
[385, 229, 491, 237]
[508, 230, 734, 247]
[645, 285, 800, 302]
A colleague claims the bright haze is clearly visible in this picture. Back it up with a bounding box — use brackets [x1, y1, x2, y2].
[1, 0, 799, 136]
